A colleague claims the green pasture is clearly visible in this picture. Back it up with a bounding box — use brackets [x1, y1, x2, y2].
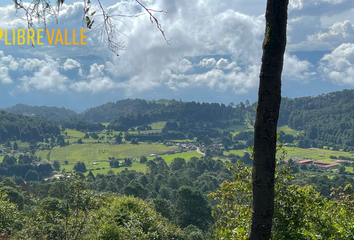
[223, 149, 249, 157]
[277, 126, 300, 136]
[65, 129, 86, 138]
[150, 121, 166, 130]
[36, 141, 181, 175]
[130, 121, 166, 134]
[74, 151, 203, 175]
[64, 129, 125, 144]
[147, 151, 203, 164]
[284, 147, 354, 162]
[345, 166, 354, 173]
[36, 142, 176, 164]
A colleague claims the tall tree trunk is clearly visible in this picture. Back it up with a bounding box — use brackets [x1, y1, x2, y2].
[248, 0, 289, 239]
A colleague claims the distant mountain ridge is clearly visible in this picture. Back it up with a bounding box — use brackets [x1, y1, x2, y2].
[5, 104, 79, 121]
[4, 89, 354, 150]
[81, 98, 165, 123]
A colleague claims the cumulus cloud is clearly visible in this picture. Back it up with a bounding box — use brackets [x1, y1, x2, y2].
[63, 58, 81, 70]
[286, 0, 354, 51]
[87, 63, 105, 79]
[283, 53, 314, 81]
[19, 58, 44, 71]
[304, 20, 354, 50]
[198, 58, 217, 68]
[18, 56, 69, 92]
[70, 76, 117, 93]
[319, 43, 354, 84]
[289, 0, 354, 17]
[0, 66, 13, 84]
[0, 0, 348, 97]
[0, 51, 17, 84]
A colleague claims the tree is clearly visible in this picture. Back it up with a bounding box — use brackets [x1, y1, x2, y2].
[53, 160, 61, 171]
[250, 0, 289, 239]
[174, 186, 212, 231]
[0, 190, 20, 235]
[115, 134, 122, 144]
[210, 161, 354, 240]
[25, 169, 39, 182]
[74, 161, 87, 173]
[339, 165, 346, 174]
[13, 142, 18, 151]
[124, 158, 132, 167]
[140, 156, 147, 164]
[170, 158, 186, 171]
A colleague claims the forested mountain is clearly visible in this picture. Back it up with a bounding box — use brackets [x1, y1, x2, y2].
[81, 98, 165, 122]
[0, 111, 60, 143]
[4, 89, 354, 150]
[108, 100, 247, 131]
[5, 104, 79, 121]
[277, 89, 354, 150]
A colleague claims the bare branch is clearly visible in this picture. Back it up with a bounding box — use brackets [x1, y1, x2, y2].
[11, 0, 171, 56]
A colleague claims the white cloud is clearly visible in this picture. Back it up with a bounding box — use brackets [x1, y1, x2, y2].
[19, 58, 44, 71]
[319, 43, 354, 84]
[198, 58, 217, 68]
[70, 76, 117, 93]
[18, 56, 69, 91]
[0, 66, 13, 84]
[0, 0, 351, 98]
[63, 58, 81, 70]
[87, 63, 105, 79]
[283, 53, 313, 81]
[305, 20, 354, 50]
[289, 0, 354, 17]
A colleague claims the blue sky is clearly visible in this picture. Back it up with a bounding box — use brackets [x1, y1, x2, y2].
[0, 0, 354, 112]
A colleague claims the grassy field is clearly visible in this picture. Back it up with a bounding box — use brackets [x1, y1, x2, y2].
[65, 129, 86, 138]
[148, 151, 202, 164]
[85, 151, 206, 175]
[58, 151, 206, 175]
[130, 121, 166, 135]
[36, 142, 179, 175]
[284, 147, 354, 162]
[64, 129, 125, 144]
[278, 126, 301, 136]
[224, 149, 249, 156]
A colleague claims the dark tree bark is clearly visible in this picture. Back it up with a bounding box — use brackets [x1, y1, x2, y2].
[248, 0, 289, 239]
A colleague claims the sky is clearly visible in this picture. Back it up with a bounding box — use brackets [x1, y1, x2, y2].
[0, 0, 353, 112]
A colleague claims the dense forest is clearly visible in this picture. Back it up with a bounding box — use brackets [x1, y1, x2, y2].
[278, 89, 354, 151]
[0, 111, 60, 143]
[4, 104, 79, 121]
[108, 100, 246, 131]
[81, 99, 165, 122]
[2, 156, 354, 239]
[4, 89, 354, 151]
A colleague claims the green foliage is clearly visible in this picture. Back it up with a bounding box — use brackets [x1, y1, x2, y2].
[5, 104, 78, 121]
[0, 189, 20, 235]
[140, 155, 148, 163]
[97, 195, 184, 239]
[53, 160, 61, 171]
[14, 176, 100, 240]
[74, 161, 87, 173]
[174, 186, 213, 231]
[209, 144, 354, 239]
[0, 110, 60, 142]
[25, 169, 39, 182]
